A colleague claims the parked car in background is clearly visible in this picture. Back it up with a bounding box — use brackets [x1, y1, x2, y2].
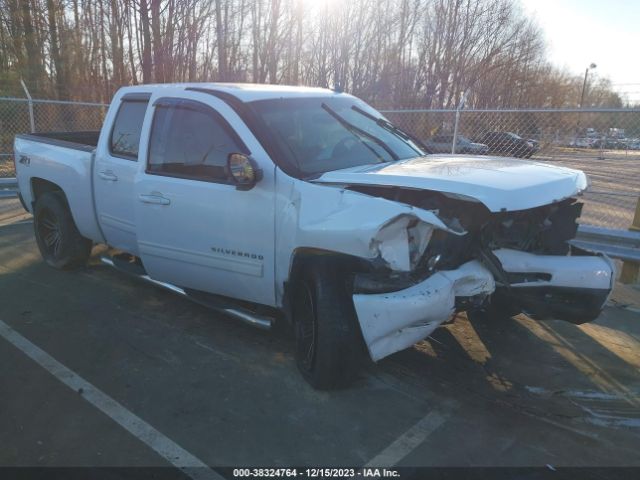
[424, 134, 489, 154]
[527, 138, 540, 151]
[478, 131, 538, 158]
[591, 138, 627, 149]
[570, 137, 597, 148]
[627, 139, 640, 150]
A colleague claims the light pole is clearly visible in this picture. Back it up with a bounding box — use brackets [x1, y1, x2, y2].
[575, 63, 597, 147]
[579, 63, 597, 108]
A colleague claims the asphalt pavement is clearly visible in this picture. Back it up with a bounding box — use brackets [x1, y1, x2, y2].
[1, 201, 639, 474]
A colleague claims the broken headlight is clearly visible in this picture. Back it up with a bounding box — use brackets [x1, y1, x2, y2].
[371, 216, 434, 272]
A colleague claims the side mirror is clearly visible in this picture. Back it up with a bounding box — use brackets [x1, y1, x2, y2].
[227, 153, 263, 191]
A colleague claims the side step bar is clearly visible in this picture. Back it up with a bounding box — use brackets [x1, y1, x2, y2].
[100, 257, 274, 330]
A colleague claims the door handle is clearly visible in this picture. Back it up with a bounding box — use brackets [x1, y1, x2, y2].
[138, 193, 171, 205]
[98, 170, 118, 181]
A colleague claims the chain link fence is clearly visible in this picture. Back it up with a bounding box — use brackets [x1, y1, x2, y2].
[382, 108, 640, 230]
[0, 97, 107, 178]
[0, 97, 638, 230]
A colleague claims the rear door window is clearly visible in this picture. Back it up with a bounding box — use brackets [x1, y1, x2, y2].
[110, 100, 149, 159]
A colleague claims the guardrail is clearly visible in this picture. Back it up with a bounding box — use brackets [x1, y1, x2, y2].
[0, 178, 18, 198]
[572, 225, 640, 262]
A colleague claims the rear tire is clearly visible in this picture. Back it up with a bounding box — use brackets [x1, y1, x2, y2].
[34, 191, 92, 270]
[293, 261, 361, 390]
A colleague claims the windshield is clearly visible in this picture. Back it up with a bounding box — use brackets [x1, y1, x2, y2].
[249, 97, 426, 175]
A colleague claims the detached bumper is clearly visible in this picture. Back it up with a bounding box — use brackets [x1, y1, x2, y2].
[493, 249, 615, 323]
[353, 249, 615, 362]
[353, 260, 495, 361]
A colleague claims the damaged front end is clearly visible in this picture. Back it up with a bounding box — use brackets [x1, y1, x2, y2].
[345, 185, 615, 361]
[455, 197, 614, 324]
[353, 259, 495, 361]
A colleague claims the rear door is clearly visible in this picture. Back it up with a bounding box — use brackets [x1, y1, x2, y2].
[94, 93, 150, 254]
[133, 92, 276, 306]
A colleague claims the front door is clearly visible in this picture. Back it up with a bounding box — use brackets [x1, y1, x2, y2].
[133, 92, 276, 307]
[94, 94, 150, 254]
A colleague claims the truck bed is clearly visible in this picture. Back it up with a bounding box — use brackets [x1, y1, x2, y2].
[14, 131, 104, 243]
[15, 131, 100, 152]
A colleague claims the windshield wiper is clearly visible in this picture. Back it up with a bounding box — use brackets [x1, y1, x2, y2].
[321, 103, 398, 161]
[350, 105, 431, 154]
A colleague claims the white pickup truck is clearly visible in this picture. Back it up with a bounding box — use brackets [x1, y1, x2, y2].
[15, 83, 614, 389]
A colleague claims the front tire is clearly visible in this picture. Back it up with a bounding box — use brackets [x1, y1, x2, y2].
[34, 192, 92, 270]
[293, 261, 361, 390]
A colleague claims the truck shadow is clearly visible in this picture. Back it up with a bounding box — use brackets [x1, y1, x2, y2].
[378, 307, 640, 431]
[2, 220, 639, 432]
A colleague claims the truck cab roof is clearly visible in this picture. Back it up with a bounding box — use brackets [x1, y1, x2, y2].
[117, 83, 340, 103]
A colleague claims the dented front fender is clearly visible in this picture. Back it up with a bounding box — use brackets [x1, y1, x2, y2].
[274, 178, 460, 305]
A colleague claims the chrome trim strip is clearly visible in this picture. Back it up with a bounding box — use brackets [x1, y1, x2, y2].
[100, 257, 272, 330]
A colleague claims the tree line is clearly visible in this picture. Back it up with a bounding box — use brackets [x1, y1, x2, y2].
[0, 0, 627, 109]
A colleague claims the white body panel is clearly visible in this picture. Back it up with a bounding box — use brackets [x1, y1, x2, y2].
[314, 155, 589, 212]
[92, 93, 146, 255]
[272, 172, 463, 305]
[133, 90, 277, 306]
[13, 137, 104, 243]
[493, 249, 615, 290]
[93, 158, 139, 254]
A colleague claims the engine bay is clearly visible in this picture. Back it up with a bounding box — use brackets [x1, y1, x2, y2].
[347, 184, 584, 269]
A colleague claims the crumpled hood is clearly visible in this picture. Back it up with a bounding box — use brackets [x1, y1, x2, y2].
[313, 155, 588, 212]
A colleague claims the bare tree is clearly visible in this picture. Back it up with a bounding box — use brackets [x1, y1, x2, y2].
[0, 0, 624, 108]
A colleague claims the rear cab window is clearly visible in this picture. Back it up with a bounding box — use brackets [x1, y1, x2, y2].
[110, 94, 150, 160]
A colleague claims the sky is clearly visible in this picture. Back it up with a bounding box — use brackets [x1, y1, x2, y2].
[520, 0, 640, 103]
